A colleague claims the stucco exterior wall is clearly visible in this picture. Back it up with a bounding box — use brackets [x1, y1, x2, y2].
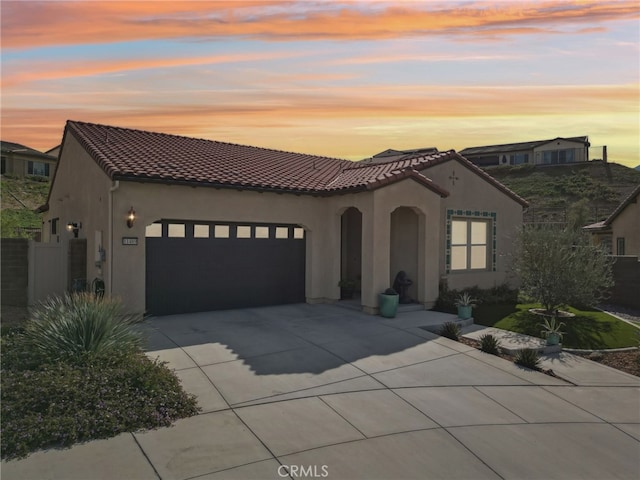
[422, 160, 524, 291]
[43, 134, 112, 291]
[611, 200, 640, 256]
[111, 181, 350, 313]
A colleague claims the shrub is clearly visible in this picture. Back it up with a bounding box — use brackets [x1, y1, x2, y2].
[514, 349, 541, 369]
[23, 293, 142, 365]
[479, 334, 501, 355]
[439, 322, 461, 341]
[1, 350, 200, 460]
[434, 284, 518, 313]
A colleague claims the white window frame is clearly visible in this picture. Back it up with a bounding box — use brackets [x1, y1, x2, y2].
[450, 218, 490, 272]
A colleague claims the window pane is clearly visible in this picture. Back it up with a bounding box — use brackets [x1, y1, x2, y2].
[470, 246, 487, 269]
[145, 223, 162, 237]
[193, 225, 209, 238]
[255, 226, 269, 238]
[294, 227, 304, 239]
[451, 220, 467, 245]
[471, 221, 487, 245]
[451, 246, 467, 270]
[168, 224, 185, 238]
[237, 226, 251, 238]
[214, 225, 229, 238]
[275, 227, 289, 239]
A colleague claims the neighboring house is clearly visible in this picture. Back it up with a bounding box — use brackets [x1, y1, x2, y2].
[460, 136, 590, 167]
[1, 141, 57, 178]
[40, 120, 527, 317]
[584, 184, 640, 256]
[361, 147, 439, 164]
[45, 145, 61, 159]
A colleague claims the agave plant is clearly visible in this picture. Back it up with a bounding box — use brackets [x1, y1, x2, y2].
[439, 322, 462, 341]
[24, 292, 142, 364]
[514, 349, 541, 369]
[479, 333, 501, 355]
[454, 292, 479, 307]
[538, 316, 566, 340]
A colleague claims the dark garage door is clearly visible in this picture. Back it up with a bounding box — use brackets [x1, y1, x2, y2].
[145, 221, 306, 316]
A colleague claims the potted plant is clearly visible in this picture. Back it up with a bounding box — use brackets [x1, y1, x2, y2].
[378, 288, 399, 318]
[338, 279, 356, 299]
[539, 316, 566, 346]
[454, 292, 478, 320]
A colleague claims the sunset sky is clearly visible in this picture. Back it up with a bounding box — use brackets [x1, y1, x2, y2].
[1, 1, 639, 167]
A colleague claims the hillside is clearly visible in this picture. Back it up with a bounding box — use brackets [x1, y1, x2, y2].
[1, 176, 49, 238]
[486, 161, 640, 224]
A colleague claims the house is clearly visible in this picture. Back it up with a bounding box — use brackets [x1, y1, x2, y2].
[460, 136, 590, 167]
[584, 184, 640, 256]
[361, 147, 439, 164]
[1, 141, 58, 178]
[40, 120, 527, 317]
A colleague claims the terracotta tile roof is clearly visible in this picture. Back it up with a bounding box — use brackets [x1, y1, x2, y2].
[58, 120, 524, 206]
[344, 149, 529, 206]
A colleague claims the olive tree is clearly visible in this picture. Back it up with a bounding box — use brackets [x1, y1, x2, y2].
[512, 223, 613, 315]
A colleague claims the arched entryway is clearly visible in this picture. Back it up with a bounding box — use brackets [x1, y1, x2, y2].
[390, 207, 420, 302]
[340, 207, 362, 300]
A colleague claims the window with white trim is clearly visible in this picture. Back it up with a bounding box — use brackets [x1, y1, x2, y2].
[451, 219, 489, 271]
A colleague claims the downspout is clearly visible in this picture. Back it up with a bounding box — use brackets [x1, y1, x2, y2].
[108, 180, 120, 295]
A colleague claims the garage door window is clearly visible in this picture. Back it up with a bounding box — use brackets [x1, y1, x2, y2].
[194, 225, 209, 238]
[294, 228, 305, 239]
[214, 225, 230, 238]
[255, 226, 269, 238]
[168, 224, 185, 238]
[145, 223, 162, 237]
[237, 226, 251, 238]
[276, 227, 289, 239]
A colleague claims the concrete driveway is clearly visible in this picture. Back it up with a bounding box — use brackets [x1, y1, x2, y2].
[3, 303, 639, 480]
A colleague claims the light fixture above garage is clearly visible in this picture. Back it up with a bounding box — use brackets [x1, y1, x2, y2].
[126, 207, 136, 228]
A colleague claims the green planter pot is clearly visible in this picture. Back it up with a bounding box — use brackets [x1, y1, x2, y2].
[378, 293, 399, 318]
[545, 332, 561, 346]
[457, 305, 473, 320]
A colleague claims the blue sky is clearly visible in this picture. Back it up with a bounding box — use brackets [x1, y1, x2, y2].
[1, 1, 638, 166]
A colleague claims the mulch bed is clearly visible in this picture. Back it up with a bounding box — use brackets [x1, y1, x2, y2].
[573, 350, 640, 377]
[459, 336, 640, 378]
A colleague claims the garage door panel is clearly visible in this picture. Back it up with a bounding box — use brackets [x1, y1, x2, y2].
[146, 222, 305, 315]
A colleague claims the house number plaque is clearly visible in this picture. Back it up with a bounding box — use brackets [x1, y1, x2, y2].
[122, 237, 139, 246]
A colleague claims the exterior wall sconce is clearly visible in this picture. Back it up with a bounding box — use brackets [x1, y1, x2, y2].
[126, 207, 136, 228]
[66, 222, 81, 238]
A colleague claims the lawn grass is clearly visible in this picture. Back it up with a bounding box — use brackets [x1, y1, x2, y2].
[473, 303, 639, 349]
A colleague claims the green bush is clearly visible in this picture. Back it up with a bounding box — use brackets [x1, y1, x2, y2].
[479, 334, 501, 355]
[23, 293, 142, 365]
[439, 322, 461, 341]
[514, 349, 541, 369]
[1, 350, 200, 460]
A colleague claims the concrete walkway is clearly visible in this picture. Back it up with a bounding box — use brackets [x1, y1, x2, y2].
[3, 303, 639, 480]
